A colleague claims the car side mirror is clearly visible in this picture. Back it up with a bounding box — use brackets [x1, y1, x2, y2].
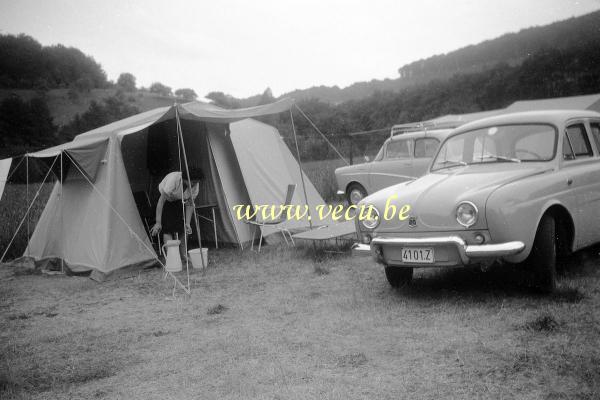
[364, 155, 370, 162]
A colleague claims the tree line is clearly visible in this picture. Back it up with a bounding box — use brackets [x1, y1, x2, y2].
[0, 34, 108, 89]
[2, 37, 600, 164]
[272, 41, 600, 162]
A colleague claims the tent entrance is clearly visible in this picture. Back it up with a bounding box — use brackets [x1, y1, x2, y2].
[120, 119, 248, 249]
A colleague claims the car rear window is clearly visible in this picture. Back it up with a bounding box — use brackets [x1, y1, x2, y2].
[414, 138, 439, 158]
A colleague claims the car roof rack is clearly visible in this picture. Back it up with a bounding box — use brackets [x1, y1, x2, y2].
[390, 121, 461, 138]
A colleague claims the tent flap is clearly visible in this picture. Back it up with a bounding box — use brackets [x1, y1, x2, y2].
[65, 139, 109, 181]
[229, 119, 332, 236]
[0, 158, 12, 201]
[180, 98, 294, 123]
[27, 137, 109, 182]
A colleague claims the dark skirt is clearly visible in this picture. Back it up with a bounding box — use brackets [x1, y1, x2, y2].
[162, 199, 184, 235]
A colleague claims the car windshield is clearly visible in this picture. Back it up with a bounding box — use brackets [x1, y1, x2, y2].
[373, 142, 385, 161]
[432, 124, 557, 171]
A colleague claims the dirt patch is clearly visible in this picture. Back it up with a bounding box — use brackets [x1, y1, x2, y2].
[207, 304, 228, 315]
[511, 351, 541, 372]
[336, 352, 368, 368]
[8, 313, 30, 320]
[313, 263, 330, 275]
[550, 286, 586, 303]
[12, 267, 42, 277]
[523, 313, 561, 332]
[1, 357, 118, 394]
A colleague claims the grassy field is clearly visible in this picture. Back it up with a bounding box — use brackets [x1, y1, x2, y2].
[1, 183, 55, 261]
[1, 243, 599, 399]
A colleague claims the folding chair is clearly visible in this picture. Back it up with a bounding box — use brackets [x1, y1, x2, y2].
[245, 184, 296, 252]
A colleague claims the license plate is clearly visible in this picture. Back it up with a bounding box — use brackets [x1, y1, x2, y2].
[401, 247, 434, 264]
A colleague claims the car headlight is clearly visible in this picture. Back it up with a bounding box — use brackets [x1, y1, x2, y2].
[456, 201, 478, 227]
[360, 205, 380, 230]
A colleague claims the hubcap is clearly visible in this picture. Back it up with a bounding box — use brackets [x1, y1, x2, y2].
[350, 189, 364, 205]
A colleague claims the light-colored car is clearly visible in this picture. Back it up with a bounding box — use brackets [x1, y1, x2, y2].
[335, 126, 453, 205]
[353, 110, 600, 292]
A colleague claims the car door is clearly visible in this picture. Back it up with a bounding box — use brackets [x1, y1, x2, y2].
[413, 137, 439, 177]
[562, 121, 600, 248]
[368, 137, 414, 192]
[575, 120, 600, 247]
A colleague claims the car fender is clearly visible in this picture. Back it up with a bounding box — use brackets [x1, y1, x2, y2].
[335, 163, 373, 194]
[485, 173, 576, 264]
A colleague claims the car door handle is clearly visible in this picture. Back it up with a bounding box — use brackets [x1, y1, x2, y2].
[567, 178, 573, 186]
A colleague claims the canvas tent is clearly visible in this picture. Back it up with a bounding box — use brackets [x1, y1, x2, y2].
[427, 94, 600, 127]
[505, 93, 600, 113]
[1, 99, 329, 278]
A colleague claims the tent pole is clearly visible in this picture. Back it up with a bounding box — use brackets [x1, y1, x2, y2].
[290, 107, 313, 230]
[175, 105, 198, 291]
[26, 155, 29, 257]
[60, 151, 64, 273]
[1, 155, 58, 264]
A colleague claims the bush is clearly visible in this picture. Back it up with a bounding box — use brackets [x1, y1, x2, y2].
[174, 88, 197, 101]
[59, 95, 140, 141]
[117, 73, 136, 92]
[149, 82, 172, 97]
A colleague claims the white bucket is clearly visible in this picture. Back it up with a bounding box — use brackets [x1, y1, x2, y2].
[188, 248, 208, 269]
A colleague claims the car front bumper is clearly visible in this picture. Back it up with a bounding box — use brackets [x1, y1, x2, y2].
[352, 236, 525, 266]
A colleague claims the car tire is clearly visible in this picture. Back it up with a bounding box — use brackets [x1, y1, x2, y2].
[385, 266, 413, 288]
[529, 214, 557, 293]
[347, 183, 367, 206]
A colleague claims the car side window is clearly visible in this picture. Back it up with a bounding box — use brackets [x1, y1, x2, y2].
[414, 138, 439, 158]
[564, 124, 592, 160]
[590, 122, 600, 153]
[385, 139, 412, 159]
[563, 132, 575, 160]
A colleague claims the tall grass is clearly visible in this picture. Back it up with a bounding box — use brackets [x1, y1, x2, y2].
[1, 183, 55, 261]
[302, 158, 347, 202]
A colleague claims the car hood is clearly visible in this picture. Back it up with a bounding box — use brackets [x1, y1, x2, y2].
[363, 163, 551, 232]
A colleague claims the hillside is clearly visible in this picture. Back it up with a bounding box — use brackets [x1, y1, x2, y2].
[2, 10, 600, 162]
[279, 10, 600, 104]
[0, 89, 176, 127]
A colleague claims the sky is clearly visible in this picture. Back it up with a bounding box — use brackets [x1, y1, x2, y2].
[1, 0, 599, 99]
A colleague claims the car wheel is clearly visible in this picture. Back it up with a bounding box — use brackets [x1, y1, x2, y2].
[529, 214, 557, 293]
[385, 266, 413, 288]
[347, 183, 367, 206]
